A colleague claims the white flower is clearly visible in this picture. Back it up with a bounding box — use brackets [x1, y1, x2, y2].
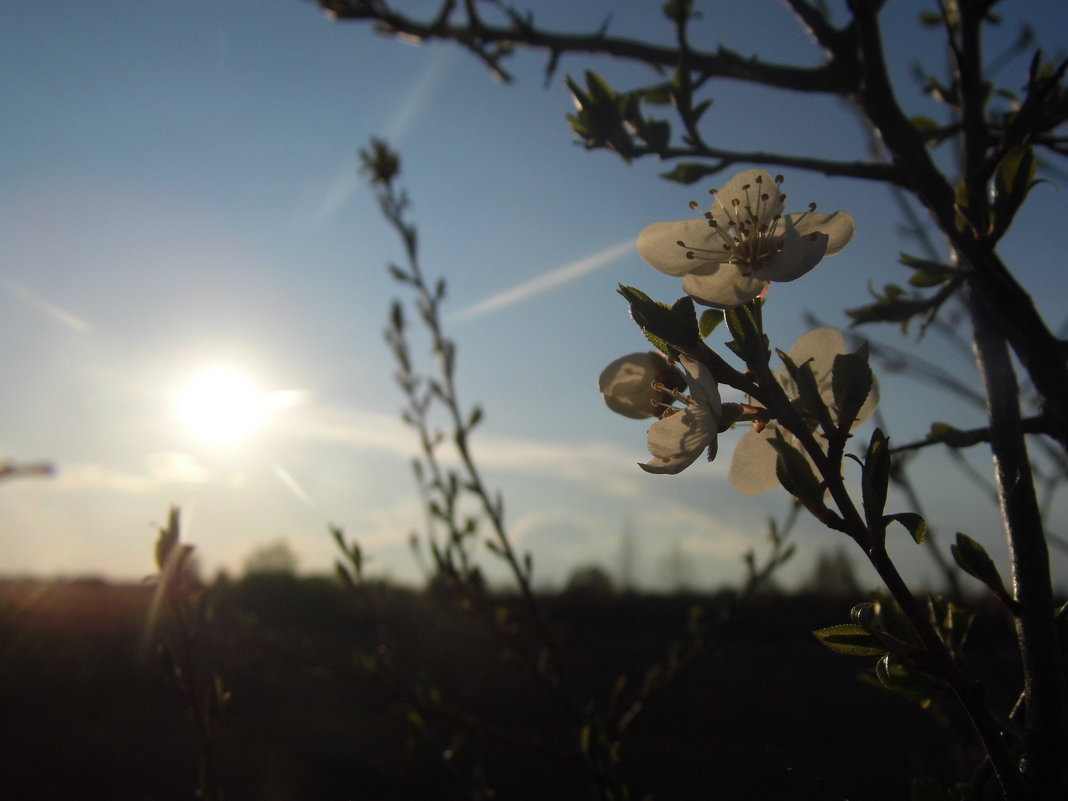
[637, 169, 855, 308]
[729, 328, 878, 494]
[640, 356, 722, 474]
[599, 351, 686, 420]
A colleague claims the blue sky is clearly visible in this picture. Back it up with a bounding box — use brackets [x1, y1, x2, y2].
[2, 0, 1066, 591]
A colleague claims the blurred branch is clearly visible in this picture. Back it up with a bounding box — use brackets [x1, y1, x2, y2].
[0, 460, 54, 481]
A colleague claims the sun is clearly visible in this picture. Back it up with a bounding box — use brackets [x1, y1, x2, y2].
[176, 367, 268, 445]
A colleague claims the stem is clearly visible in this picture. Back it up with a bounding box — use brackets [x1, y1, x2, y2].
[738, 308, 1026, 799]
[865, 540, 1026, 800]
[377, 181, 582, 720]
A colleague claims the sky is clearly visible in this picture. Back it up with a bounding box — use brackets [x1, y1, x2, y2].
[2, 0, 1066, 592]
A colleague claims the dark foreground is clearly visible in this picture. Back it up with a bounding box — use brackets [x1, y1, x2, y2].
[0, 575, 1005, 800]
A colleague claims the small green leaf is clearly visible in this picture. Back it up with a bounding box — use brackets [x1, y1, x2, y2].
[992, 146, 1036, 239]
[850, 602, 877, 630]
[911, 777, 948, 801]
[690, 98, 713, 124]
[638, 82, 674, 105]
[724, 303, 767, 368]
[335, 561, 355, 588]
[780, 351, 834, 433]
[812, 623, 886, 656]
[847, 283, 931, 332]
[883, 512, 927, 544]
[954, 180, 970, 231]
[584, 70, 616, 102]
[832, 342, 873, 430]
[662, 0, 696, 22]
[467, 405, 483, 430]
[154, 507, 181, 572]
[698, 309, 723, 339]
[639, 118, 671, 151]
[951, 533, 1008, 596]
[659, 162, 721, 185]
[861, 428, 891, 532]
[875, 653, 943, 701]
[931, 597, 975, 651]
[766, 434, 823, 509]
[910, 116, 941, 134]
[873, 595, 920, 645]
[617, 285, 699, 354]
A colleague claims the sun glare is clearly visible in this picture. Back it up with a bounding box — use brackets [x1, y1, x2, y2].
[177, 367, 268, 445]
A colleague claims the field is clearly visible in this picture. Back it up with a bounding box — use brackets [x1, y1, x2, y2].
[0, 575, 1006, 800]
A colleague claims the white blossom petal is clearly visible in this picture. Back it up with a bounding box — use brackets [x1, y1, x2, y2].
[713, 169, 786, 225]
[679, 356, 722, 415]
[682, 267, 766, 309]
[789, 327, 846, 368]
[646, 407, 713, 460]
[637, 219, 731, 277]
[599, 352, 680, 419]
[640, 451, 703, 474]
[728, 427, 781, 494]
[790, 210, 856, 256]
[760, 217, 830, 283]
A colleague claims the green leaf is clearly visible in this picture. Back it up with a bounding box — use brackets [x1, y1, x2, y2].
[670, 295, 699, 337]
[565, 72, 633, 158]
[951, 533, 1008, 596]
[861, 428, 891, 532]
[910, 115, 941, 134]
[638, 82, 674, 105]
[875, 653, 943, 701]
[766, 434, 823, 508]
[911, 777, 948, 801]
[992, 146, 1036, 239]
[659, 162, 721, 185]
[954, 180, 970, 231]
[872, 595, 919, 645]
[662, 0, 696, 21]
[617, 285, 698, 356]
[883, 512, 927, 544]
[779, 351, 834, 432]
[832, 342, 873, 430]
[724, 302, 767, 368]
[467, 405, 484, 430]
[847, 283, 931, 332]
[584, 70, 616, 102]
[899, 254, 959, 288]
[698, 309, 723, 339]
[690, 98, 713, 124]
[930, 597, 975, 651]
[812, 623, 886, 657]
[638, 118, 671, 151]
[154, 506, 181, 571]
[335, 561, 355, 588]
[850, 602, 877, 630]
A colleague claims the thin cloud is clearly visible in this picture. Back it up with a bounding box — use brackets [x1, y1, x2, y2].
[283, 404, 719, 498]
[3, 280, 92, 333]
[38, 452, 211, 493]
[453, 239, 635, 321]
[309, 48, 456, 229]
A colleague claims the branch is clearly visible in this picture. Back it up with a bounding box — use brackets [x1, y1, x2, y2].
[969, 285, 1067, 798]
[847, 0, 1068, 451]
[319, 0, 858, 93]
[633, 143, 904, 182]
[890, 415, 1050, 454]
